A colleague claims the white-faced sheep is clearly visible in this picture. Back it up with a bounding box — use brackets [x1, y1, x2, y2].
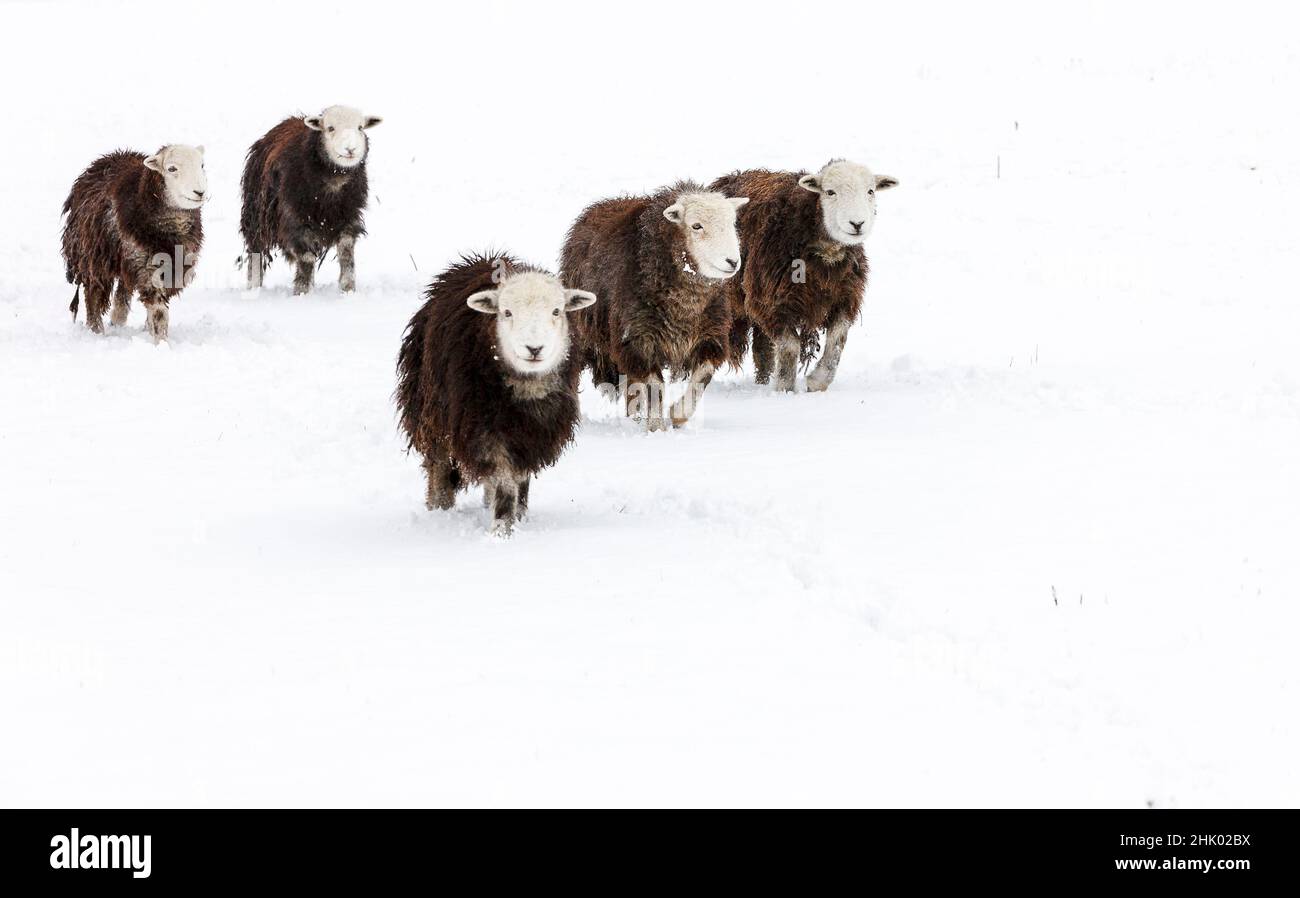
[710, 160, 896, 392]
[239, 105, 382, 294]
[61, 145, 208, 342]
[559, 182, 747, 430]
[395, 252, 597, 536]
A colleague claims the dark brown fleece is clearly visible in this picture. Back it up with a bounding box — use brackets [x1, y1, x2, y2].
[560, 181, 732, 388]
[709, 169, 868, 364]
[61, 149, 203, 322]
[239, 117, 368, 263]
[395, 252, 583, 486]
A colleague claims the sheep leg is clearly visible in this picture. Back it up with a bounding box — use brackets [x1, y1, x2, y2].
[752, 329, 775, 385]
[490, 478, 519, 536]
[590, 352, 622, 402]
[292, 252, 317, 296]
[773, 334, 801, 392]
[669, 362, 715, 427]
[245, 251, 263, 290]
[726, 317, 752, 373]
[142, 298, 169, 343]
[83, 282, 108, 334]
[337, 235, 356, 293]
[109, 280, 133, 326]
[807, 319, 851, 392]
[515, 476, 530, 521]
[422, 453, 458, 511]
[625, 371, 667, 432]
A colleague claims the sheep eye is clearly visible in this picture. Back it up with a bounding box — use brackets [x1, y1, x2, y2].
[825, 189, 836, 196]
[502, 310, 512, 318]
[691, 223, 703, 231]
[167, 166, 177, 173]
[327, 126, 335, 133]
[552, 308, 560, 317]
[868, 188, 875, 195]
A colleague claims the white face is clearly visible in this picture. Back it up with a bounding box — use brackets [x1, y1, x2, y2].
[798, 160, 897, 245]
[304, 105, 382, 168]
[467, 272, 598, 375]
[663, 193, 748, 279]
[143, 145, 207, 210]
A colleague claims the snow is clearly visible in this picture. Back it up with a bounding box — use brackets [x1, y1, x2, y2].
[1, 0, 1297, 807]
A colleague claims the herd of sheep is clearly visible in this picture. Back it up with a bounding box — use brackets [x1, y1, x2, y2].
[59, 106, 896, 535]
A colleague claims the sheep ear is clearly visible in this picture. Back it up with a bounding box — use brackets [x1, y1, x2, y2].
[363, 115, 383, 129]
[797, 174, 822, 194]
[663, 202, 684, 224]
[466, 290, 500, 314]
[563, 289, 597, 311]
[304, 116, 324, 131]
[875, 175, 898, 191]
[729, 196, 749, 210]
[142, 155, 164, 173]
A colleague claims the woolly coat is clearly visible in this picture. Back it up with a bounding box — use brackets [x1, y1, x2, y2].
[709, 169, 868, 359]
[61, 150, 203, 310]
[560, 182, 732, 386]
[395, 253, 583, 484]
[239, 117, 368, 261]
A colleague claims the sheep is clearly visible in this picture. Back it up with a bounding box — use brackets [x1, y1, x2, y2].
[709, 160, 897, 392]
[239, 105, 382, 295]
[60, 145, 207, 342]
[395, 252, 597, 536]
[559, 182, 747, 431]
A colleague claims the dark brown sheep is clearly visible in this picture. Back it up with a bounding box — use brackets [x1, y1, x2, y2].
[239, 106, 381, 295]
[559, 181, 747, 430]
[395, 252, 597, 535]
[710, 160, 897, 392]
[61, 145, 207, 342]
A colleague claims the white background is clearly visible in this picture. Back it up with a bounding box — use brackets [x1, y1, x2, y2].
[0, 0, 1296, 806]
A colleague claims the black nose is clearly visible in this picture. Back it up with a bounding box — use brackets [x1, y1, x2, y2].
[725, 258, 738, 271]
[526, 345, 543, 359]
[194, 190, 205, 198]
[849, 220, 864, 234]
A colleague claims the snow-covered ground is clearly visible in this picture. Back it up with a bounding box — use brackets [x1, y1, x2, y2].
[1, 1, 1297, 806]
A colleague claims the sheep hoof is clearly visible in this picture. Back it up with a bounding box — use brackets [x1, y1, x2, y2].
[806, 375, 832, 393]
[645, 417, 669, 433]
[490, 519, 514, 538]
[340, 277, 356, 294]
